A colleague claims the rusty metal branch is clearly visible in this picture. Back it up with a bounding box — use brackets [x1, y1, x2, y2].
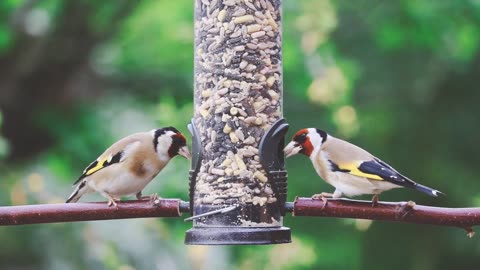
[0, 199, 184, 225]
[291, 197, 480, 237]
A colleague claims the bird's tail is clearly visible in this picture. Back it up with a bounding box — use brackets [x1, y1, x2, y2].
[413, 183, 444, 197]
[66, 180, 88, 203]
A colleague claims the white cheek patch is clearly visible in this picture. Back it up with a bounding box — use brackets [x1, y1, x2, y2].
[155, 132, 176, 162]
[306, 129, 324, 158]
[157, 133, 173, 152]
[307, 130, 322, 146]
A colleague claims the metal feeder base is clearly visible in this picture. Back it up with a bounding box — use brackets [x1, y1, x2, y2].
[184, 226, 291, 245]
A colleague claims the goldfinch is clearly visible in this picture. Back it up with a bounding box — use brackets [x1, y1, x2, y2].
[66, 127, 190, 207]
[284, 128, 442, 205]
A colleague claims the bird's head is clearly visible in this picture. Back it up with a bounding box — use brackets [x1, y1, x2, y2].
[153, 127, 191, 160]
[284, 128, 327, 158]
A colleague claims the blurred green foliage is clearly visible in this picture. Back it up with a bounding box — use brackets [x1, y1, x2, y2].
[0, 111, 8, 158]
[0, 0, 480, 269]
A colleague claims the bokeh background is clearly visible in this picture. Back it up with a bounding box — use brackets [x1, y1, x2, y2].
[1, 0, 480, 269]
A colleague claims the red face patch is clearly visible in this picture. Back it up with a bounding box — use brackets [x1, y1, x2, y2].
[292, 129, 314, 157]
[168, 132, 187, 158]
[175, 132, 187, 143]
[302, 137, 314, 156]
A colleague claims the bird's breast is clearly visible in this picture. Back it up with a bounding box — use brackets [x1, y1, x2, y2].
[87, 161, 164, 197]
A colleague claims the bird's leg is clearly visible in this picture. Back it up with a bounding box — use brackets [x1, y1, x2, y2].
[371, 194, 379, 207]
[101, 192, 118, 208]
[107, 197, 118, 208]
[107, 199, 117, 208]
[312, 192, 333, 210]
[312, 192, 333, 199]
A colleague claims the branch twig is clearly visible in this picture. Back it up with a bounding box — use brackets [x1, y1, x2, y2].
[292, 197, 480, 238]
[0, 199, 183, 225]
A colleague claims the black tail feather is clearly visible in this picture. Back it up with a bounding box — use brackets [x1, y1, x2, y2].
[66, 181, 86, 203]
[414, 183, 444, 197]
[65, 190, 79, 203]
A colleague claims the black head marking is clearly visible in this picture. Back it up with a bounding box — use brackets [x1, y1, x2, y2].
[153, 127, 181, 152]
[153, 127, 187, 157]
[315, 129, 327, 143]
[154, 127, 180, 139]
[293, 133, 307, 144]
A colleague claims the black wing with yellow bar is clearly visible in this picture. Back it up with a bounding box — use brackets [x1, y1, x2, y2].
[73, 151, 123, 185]
[357, 158, 416, 187]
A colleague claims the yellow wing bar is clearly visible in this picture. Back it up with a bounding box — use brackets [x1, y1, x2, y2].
[85, 156, 111, 176]
[73, 151, 124, 185]
[337, 161, 384, 181]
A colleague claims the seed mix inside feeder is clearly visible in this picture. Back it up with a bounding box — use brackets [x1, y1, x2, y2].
[185, 0, 290, 245]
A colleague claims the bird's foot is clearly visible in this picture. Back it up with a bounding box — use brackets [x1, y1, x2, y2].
[107, 198, 118, 208]
[136, 192, 160, 202]
[103, 192, 119, 208]
[371, 194, 379, 207]
[312, 192, 333, 210]
[311, 192, 334, 200]
[148, 193, 160, 203]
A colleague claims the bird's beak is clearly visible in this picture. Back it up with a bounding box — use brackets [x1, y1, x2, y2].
[284, 141, 302, 158]
[178, 146, 191, 160]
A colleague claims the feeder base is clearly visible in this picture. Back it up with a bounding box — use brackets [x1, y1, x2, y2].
[184, 226, 291, 245]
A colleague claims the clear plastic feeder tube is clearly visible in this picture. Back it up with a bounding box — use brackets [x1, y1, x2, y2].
[187, 0, 289, 245]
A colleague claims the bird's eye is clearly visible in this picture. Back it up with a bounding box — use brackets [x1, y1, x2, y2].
[294, 133, 307, 143]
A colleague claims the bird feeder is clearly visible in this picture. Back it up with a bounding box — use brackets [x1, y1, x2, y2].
[185, 0, 290, 245]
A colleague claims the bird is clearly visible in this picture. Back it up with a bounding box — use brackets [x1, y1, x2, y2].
[283, 128, 442, 206]
[66, 127, 191, 207]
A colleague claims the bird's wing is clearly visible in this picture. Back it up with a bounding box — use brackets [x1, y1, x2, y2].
[72, 136, 144, 186]
[331, 158, 416, 187]
[73, 151, 124, 185]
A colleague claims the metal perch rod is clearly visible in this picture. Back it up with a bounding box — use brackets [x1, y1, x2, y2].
[290, 197, 480, 237]
[0, 199, 183, 225]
